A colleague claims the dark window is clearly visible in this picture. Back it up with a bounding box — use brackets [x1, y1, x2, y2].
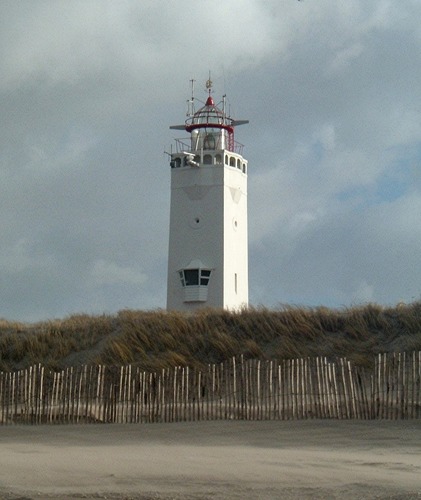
[184, 269, 199, 286]
[171, 157, 181, 168]
[200, 269, 211, 285]
[179, 269, 212, 287]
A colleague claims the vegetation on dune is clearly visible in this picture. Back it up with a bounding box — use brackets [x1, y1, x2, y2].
[0, 302, 420, 372]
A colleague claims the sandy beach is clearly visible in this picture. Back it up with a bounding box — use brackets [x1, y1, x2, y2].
[1, 420, 420, 499]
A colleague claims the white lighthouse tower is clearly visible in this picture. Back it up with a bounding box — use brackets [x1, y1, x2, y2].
[166, 78, 249, 311]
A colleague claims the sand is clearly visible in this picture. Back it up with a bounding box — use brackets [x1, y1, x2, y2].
[1, 420, 420, 499]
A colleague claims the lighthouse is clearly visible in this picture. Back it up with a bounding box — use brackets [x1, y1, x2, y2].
[167, 78, 249, 311]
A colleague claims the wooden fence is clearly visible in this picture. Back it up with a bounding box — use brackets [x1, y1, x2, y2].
[1, 352, 420, 424]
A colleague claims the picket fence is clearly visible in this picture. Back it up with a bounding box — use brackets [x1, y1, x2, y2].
[1, 352, 420, 424]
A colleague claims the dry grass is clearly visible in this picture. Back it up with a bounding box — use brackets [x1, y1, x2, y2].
[0, 302, 420, 372]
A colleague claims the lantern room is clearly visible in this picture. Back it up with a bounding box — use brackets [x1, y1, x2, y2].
[169, 79, 248, 171]
[186, 95, 234, 152]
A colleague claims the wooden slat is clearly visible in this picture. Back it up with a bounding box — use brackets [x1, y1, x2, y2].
[1, 352, 421, 425]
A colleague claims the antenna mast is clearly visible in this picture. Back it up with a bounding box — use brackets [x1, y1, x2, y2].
[187, 78, 196, 117]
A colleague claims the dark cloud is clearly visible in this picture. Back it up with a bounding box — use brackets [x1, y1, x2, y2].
[0, 0, 420, 321]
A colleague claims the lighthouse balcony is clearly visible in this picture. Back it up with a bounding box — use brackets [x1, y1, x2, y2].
[172, 137, 245, 156]
[170, 149, 247, 174]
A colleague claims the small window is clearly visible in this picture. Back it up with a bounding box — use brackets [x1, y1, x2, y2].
[179, 268, 212, 287]
[237, 159, 241, 169]
[200, 269, 211, 285]
[242, 164, 246, 174]
[225, 155, 229, 165]
[229, 156, 235, 167]
[215, 154, 222, 164]
[204, 154, 212, 165]
[170, 157, 181, 168]
[184, 269, 199, 286]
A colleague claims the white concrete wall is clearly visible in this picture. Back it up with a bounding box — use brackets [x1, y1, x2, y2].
[167, 152, 248, 311]
[223, 164, 248, 309]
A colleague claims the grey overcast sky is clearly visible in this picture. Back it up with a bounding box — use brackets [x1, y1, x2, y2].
[1, 0, 420, 322]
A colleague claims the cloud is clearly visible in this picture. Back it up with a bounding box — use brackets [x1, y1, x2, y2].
[90, 259, 147, 286]
[0, 0, 420, 320]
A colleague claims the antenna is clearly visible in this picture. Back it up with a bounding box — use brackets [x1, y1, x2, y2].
[222, 64, 226, 95]
[190, 78, 195, 101]
[187, 78, 196, 117]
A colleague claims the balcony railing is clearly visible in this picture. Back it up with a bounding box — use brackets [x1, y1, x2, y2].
[173, 138, 245, 156]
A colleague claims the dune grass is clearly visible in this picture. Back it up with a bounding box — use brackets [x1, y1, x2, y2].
[0, 302, 420, 372]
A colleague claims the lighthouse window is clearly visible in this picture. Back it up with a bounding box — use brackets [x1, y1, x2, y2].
[184, 269, 199, 286]
[242, 164, 246, 173]
[203, 134, 216, 150]
[229, 157, 235, 167]
[215, 154, 222, 164]
[225, 155, 229, 165]
[237, 159, 241, 169]
[179, 269, 212, 287]
[200, 269, 211, 285]
[170, 157, 181, 168]
[204, 154, 212, 165]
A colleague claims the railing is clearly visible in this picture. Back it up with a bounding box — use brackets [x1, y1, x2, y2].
[1, 352, 420, 424]
[172, 138, 245, 155]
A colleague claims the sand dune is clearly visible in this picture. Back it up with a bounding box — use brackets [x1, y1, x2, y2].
[1, 420, 420, 499]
